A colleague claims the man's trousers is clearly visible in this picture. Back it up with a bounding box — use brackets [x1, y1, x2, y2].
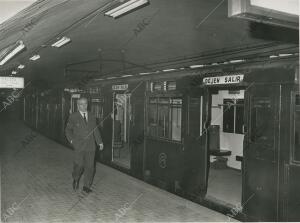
[72, 150, 95, 188]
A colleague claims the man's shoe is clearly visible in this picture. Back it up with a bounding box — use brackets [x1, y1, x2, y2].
[83, 186, 92, 193]
[73, 180, 79, 191]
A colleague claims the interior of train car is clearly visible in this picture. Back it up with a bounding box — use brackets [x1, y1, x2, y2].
[206, 86, 245, 207]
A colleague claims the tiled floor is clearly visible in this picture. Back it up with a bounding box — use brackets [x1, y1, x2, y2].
[1, 107, 236, 222]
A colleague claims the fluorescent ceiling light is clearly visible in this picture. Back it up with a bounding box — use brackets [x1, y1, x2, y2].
[121, 74, 133, 77]
[279, 53, 293, 57]
[51, 37, 71, 48]
[229, 59, 245, 63]
[250, 0, 298, 16]
[0, 41, 26, 66]
[162, 69, 177, 72]
[269, 55, 278, 58]
[139, 72, 150, 75]
[30, 55, 40, 61]
[18, 64, 25, 69]
[190, 65, 204, 69]
[105, 0, 149, 18]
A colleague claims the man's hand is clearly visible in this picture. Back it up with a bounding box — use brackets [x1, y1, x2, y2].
[99, 143, 104, 151]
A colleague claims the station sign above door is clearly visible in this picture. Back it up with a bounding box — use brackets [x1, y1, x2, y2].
[112, 84, 128, 91]
[0, 76, 24, 88]
[203, 74, 244, 85]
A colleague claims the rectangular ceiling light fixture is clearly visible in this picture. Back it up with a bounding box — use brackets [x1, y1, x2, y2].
[18, 64, 25, 69]
[30, 55, 40, 61]
[228, 0, 299, 29]
[0, 41, 26, 66]
[104, 0, 149, 19]
[51, 37, 71, 48]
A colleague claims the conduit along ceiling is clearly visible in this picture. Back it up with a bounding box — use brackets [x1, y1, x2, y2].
[0, 0, 298, 87]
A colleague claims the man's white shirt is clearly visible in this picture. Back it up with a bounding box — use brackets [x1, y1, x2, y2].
[79, 111, 88, 122]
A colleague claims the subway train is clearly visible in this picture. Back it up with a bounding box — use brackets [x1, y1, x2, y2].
[22, 53, 299, 221]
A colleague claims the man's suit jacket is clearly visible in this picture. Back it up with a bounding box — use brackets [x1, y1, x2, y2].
[65, 111, 102, 151]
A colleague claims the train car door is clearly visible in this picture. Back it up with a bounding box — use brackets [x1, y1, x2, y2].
[182, 88, 208, 199]
[70, 93, 80, 113]
[243, 84, 281, 221]
[112, 92, 131, 169]
[288, 91, 300, 221]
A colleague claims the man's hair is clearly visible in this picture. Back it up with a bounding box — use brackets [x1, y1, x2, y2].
[77, 97, 88, 104]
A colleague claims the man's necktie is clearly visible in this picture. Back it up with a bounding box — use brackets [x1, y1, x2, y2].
[83, 113, 87, 124]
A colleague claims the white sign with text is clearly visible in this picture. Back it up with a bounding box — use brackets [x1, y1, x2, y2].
[0, 77, 24, 88]
[112, 84, 128, 91]
[203, 74, 244, 85]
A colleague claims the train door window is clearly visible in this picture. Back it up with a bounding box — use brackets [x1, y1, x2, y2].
[157, 98, 170, 138]
[294, 94, 300, 161]
[148, 98, 157, 137]
[188, 97, 202, 137]
[91, 98, 104, 127]
[223, 99, 235, 133]
[71, 94, 80, 113]
[147, 97, 182, 141]
[235, 99, 244, 134]
[250, 97, 274, 147]
[170, 99, 182, 141]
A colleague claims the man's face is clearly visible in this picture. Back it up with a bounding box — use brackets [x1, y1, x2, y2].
[77, 99, 88, 112]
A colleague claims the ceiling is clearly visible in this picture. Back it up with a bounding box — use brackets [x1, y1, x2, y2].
[0, 0, 298, 88]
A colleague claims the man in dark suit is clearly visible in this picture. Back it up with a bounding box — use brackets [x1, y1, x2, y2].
[65, 97, 103, 193]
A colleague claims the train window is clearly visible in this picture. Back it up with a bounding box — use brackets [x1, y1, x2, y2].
[166, 81, 176, 91]
[151, 80, 176, 92]
[148, 98, 157, 137]
[294, 110, 300, 161]
[152, 82, 162, 91]
[223, 99, 244, 134]
[223, 99, 235, 133]
[188, 97, 201, 137]
[294, 94, 300, 161]
[147, 97, 182, 141]
[250, 98, 274, 146]
[235, 99, 244, 134]
[171, 99, 182, 141]
[296, 94, 300, 105]
[157, 98, 170, 138]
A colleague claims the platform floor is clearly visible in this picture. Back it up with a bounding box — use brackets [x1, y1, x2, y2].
[0, 108, 236, 222]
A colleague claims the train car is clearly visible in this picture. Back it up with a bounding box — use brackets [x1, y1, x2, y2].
[22, 54, 299, 221]
[87, 55, 299, 221]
